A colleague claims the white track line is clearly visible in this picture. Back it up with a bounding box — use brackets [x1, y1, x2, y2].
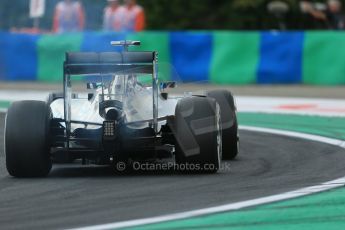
[1, 93, 345, 116]
[70, 126, 345, 230]
[237, 96, 345, 117]
[240, 126, 345, 148]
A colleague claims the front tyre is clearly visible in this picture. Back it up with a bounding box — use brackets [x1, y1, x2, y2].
[5, 101, 52, 177]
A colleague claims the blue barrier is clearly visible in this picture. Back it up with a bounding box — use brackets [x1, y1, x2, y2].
[0, 31, 344, 85]
[170, 32, 212, 82]
[257, 32, 304, 84]
[0, 33, 39, 81]
[81, 32, 126, 52]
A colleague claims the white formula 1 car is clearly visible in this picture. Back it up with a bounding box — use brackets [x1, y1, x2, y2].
[5, 41, 239, 177]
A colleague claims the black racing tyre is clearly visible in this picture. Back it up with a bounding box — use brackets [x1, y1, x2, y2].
[174, 97, 222, 173]
[207, 90, 239, 160]
[5, 101, 52, 177]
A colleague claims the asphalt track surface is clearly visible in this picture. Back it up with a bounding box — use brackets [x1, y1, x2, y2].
[1, 113, 345, 230]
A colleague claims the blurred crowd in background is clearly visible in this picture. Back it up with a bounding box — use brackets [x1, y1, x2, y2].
[1, 0, 345, 33]
[300, 0, 344, 29]
[52, 0, 145, 33]
[8, 0, 146, 33]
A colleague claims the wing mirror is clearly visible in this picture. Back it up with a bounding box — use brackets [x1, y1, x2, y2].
[160, 81, 176, 91]
[87, 82, 103, 90]
[159, 82, 176, 100]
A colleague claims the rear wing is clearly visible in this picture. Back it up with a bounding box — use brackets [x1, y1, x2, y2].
[63, 46, 159, 141]
[64, 52, 155, 75]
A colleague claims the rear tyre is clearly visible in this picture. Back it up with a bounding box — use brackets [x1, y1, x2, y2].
[174, 97, 222, 173]
[5, 101, 52, 177]
[207, 90, 239, 160]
